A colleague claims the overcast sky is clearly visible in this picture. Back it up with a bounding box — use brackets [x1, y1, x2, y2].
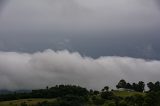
[0, 0, 160, 90]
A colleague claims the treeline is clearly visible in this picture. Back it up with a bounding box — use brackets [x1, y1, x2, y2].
[116, 79, 160, 92]
[0, 85, 89, 101]
[0, 85, 89, 106]
[116, 79, 145, 92]
[0, 80, 160, 106]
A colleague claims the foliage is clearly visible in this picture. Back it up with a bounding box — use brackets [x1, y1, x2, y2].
[147, 81, 160, 92]
[116, 79, 145, 92]
[0, 80, 160, 106]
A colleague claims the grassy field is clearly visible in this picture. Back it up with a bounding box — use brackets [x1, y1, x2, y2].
[112, 90, 145, 98]
[0, 91, 145, 106]
[0, 98, 55, 106]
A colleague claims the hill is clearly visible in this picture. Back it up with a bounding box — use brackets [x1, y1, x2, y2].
[0, 90, 146, 106]
[0, 98, 55, 106]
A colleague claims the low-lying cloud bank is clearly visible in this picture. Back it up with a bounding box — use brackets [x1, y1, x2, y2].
[0, 50, 160, 90]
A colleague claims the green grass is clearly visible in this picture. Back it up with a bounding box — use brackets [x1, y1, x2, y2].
[0, 98, 55, 106]
[0, 91, 145, 106]
[113, 90, 145, 98]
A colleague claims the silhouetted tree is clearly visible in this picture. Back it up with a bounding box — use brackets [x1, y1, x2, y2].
[147, 82, 154, 92]
[137, 81, 145, 92]
[116, 79, 127, 89]
[102, 86, 109, 92]
[126, 83, 132, 90]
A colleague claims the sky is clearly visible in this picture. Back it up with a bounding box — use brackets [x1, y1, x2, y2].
[0, 0, 160, 90]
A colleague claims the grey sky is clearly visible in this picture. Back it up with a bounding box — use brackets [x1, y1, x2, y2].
[0, 0, 160, 60]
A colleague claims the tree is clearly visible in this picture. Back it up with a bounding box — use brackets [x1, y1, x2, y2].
[154, 81, 160, 91]
[126, 83, 132, 90]
[102, 86, 109, 92]
[93, 90, 99, 95]
[132, 83, 137, 91]
[147, 82, 154, 92]
[101, 91, 114, 100]
[92, 96, 105, 105]
[144, 91, 160, 106]
[131, 81, 145, 92]
[133, 94, 144, 106]
[119, 101, 128, 106]
[147, 81, 160, 92]
[46, 86, 49, 90]
[125, 94, 144, 106]
[57, 95, 87, 106]
[116, 79, 127, 89]
[138, 81, 145, 92]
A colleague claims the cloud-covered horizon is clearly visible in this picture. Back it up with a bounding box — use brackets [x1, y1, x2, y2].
[0, 49, 160, 90]
[0, 1, 160, 90]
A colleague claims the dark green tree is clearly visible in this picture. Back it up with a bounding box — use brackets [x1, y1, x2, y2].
[147, 82, 154, 92]
[126, 83, 132, 90]
[116, 79, 127, 89]
[138, 81, 145, 92]
[102, 86, 109, 92]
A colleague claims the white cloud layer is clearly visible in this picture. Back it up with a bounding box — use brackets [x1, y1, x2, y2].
[0, 50, 160, 90]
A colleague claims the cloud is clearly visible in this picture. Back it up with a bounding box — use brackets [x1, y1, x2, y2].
[0, 0, 160, 32]
[0, 49, 160, 90]
[155, 0, 160, 7]
[0, 0, 7, 13]
[0, 0, 160, 60]
[0, 0, 5, 8]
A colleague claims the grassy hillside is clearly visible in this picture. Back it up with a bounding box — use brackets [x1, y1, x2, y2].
[0, 98, 55, 106]
[112, 90, 145, 98]
[0, 91, 145, 106]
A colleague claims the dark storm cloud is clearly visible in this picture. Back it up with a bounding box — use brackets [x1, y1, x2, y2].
[155, 0, 160, 7]
[0, 50, 160, 90]
[0, 0, 160, 59]
[0, 0, 5, 7]
[1, 0, 159, 31]
[0, 0, 7, 13]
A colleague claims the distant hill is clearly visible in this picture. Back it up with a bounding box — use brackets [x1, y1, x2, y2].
[0, 89, 31, 95]
[0, 90, 12, 95]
